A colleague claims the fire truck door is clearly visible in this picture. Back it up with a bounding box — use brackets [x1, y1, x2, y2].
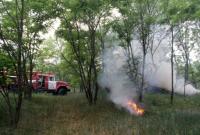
[48, 81, 56, 90]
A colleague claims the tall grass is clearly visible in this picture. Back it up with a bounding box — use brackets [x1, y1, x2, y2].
[0, 92, 200, 135]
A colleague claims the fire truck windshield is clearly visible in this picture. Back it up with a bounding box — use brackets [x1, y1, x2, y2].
[49, 76, 55, 81]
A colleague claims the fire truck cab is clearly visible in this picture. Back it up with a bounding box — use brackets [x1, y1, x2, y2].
[32, 72, 70, 95]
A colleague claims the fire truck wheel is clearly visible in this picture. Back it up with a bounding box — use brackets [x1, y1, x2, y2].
[58, 88, 67, 95]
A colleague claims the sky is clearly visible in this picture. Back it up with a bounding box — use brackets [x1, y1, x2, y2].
[40, 18, 61, 39]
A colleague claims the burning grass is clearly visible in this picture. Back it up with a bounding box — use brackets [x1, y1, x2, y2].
[0, 92, 200, 135]
[126, 100, 144, 116]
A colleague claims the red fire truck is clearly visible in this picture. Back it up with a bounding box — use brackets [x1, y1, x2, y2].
[31, 72, 70, 95]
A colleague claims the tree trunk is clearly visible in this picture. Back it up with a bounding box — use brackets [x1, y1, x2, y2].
[93, 65, 99, 104]
[23, 57, 29, 99]
[139, 53, 146, 102]
[13, 0, 25, 127]
[170, 26, 174, 105]
[90, 29, 98, 104]
[28, 57, 33, 99]
[184, 56, 188, 97]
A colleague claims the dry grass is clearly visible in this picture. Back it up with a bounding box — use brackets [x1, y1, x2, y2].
[0, 92, 200, 135]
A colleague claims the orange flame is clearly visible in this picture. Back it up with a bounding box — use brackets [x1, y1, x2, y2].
[127, 100, 144, 115]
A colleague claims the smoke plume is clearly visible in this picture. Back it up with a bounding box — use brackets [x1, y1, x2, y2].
[98, 47, 138, 111]
[98, 27, 200, 114]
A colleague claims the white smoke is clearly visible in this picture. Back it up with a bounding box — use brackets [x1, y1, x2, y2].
[98, 26, 200, 114]
[147, 62, 200, 95]
[131, 26, 200, 95]
[98, 47, 138, 109]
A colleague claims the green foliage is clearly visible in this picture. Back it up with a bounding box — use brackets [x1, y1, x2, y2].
[55, 0, 113, 103]
[59, 43, 81, 86]
[1, 0, 200, 125]
[189, 61, 200, 88]
[35, 38, 61, 75]
[159, 0, 200, 24]
[0, 51, 13, 70]
[0, 51, 14, 85]
[0, 0, 57, 66]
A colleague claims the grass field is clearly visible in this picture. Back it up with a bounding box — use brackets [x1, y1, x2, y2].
[0, 91, 200, 135]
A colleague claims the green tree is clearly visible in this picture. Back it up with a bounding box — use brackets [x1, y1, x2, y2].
[0, 0, 56, 126]
[0, 0, 25, 127]
[112, 0, 139, 83]
[160, 0, 200, 103]
[56, 0, 111, 104]
[22, 0, 57, 99]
